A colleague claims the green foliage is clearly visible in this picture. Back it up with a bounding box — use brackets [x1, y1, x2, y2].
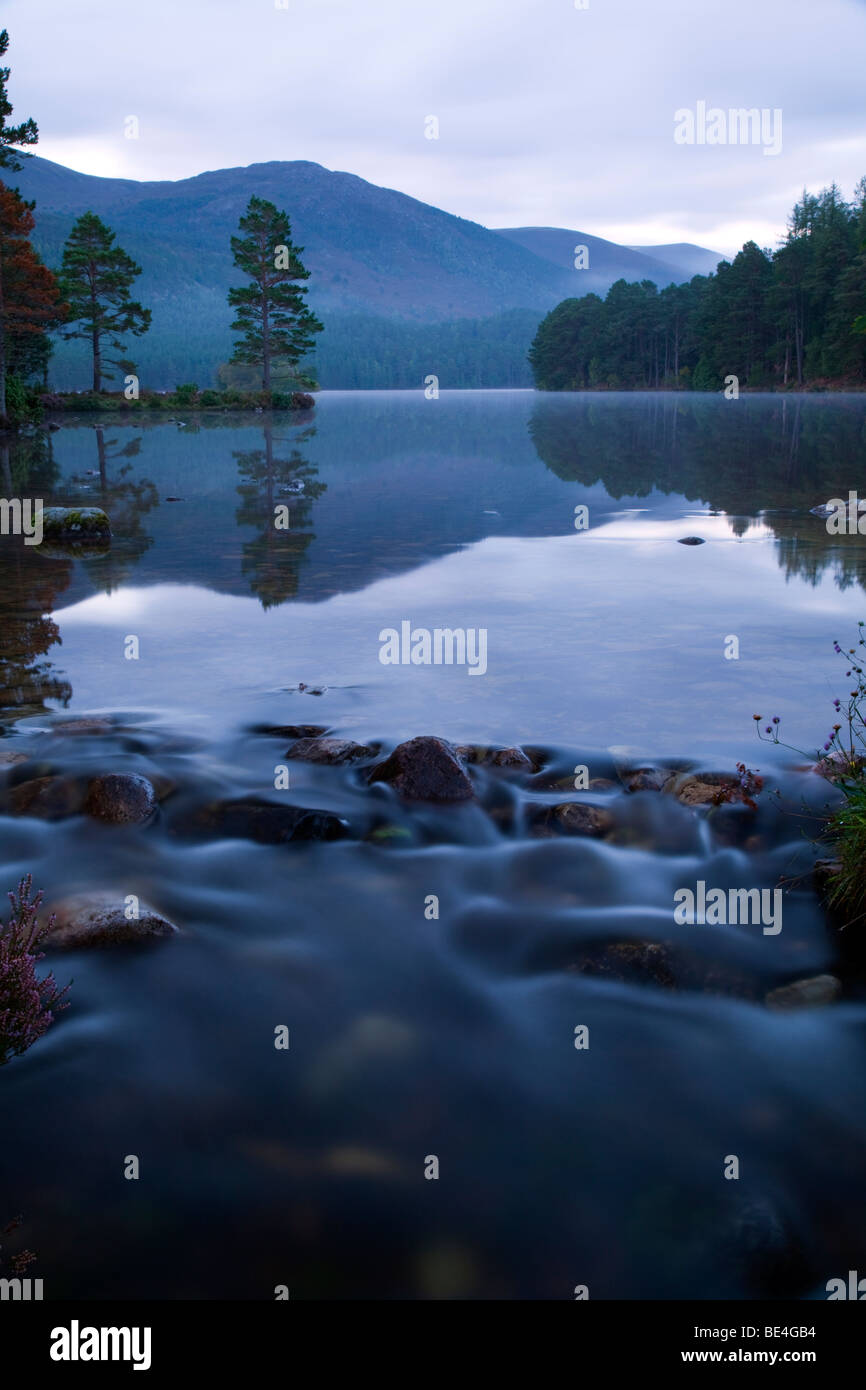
[228, 196, 323, 389]
[172, 382, 199, 404]
[531, 180, 866, 392]
[58, 212, 151, 391]
[0, 29, 37, 172]
[2, 373, 41, 423]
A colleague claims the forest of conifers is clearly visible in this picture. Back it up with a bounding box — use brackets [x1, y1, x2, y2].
[529, 183, 866, 391]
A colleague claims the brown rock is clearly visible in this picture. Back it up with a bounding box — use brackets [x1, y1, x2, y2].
[84, 773, 157, 824]
[0, 750, 29, 767]
[766, 975, 841, 1011]
[45, 891, 178, 949]
[51, 718, 114, 736]
[286, 737, 376, 765]
[539, 802, 613, 838]
[620, 766, 675, 793]
[192, 797, 348, 844]
[3, 775, 87, 819]
[368, 737, 474, 802]
[488, 746, 534, 770]
[675, 773, 742, 806]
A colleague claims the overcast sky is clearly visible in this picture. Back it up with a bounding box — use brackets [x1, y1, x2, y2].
[6, 0, 866, 255]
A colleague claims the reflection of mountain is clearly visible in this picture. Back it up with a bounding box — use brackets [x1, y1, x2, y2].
[528, 394, 866, 590]
[234, 426, 326, 608]
[0, 438, 72, 721]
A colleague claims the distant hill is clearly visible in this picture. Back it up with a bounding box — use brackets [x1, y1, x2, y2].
[626, 242, 727, 280]
[7, 156, 724, 389]
[494, 226, 725, 294]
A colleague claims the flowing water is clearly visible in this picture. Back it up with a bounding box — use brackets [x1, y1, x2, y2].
[2, 390, 866, 1299]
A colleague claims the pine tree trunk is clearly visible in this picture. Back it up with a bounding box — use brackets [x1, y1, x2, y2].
[92, 323, 101, 393]
[90, 273, 101, 392]
[262, 291, 270, 392]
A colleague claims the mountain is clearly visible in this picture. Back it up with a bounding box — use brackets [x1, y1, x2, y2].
[626, 242, 727, 280]
[7, 156, 723, 389]
[494, 226, 725, 294]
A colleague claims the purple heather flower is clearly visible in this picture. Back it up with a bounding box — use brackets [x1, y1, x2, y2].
[1, 876, 69, 1067]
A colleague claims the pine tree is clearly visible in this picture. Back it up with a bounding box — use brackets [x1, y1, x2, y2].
[59, 213, 151, 392]
[228, 196, 322, 391]
[0, 187, 66, 423]
[0, 30, 37, 172]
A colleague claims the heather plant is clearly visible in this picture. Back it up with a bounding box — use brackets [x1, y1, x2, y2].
[755, 625, 866, 921]
[0, 875, 70, 1065]
[0, 1215, 36, 1278]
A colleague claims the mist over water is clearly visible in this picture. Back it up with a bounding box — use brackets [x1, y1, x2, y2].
[2, 391, 866, 1299]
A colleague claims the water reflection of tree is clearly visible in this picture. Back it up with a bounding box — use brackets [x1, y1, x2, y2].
[233, 424, 326, 608]
[528, 395, 866, 590]
[64, 426, 159, 592]
[0, 436, 72, 722]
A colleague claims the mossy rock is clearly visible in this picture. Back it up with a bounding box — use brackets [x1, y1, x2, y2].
[36, 507, 112, 544]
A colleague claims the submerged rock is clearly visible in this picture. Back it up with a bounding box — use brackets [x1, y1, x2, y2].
[192, 797, 348, 844]
[766, 975, 841, 1010]
[286, 737, 377, 765]
[488, 746, 534, 770]
[532, 802, 613, 838]
[51, 717, 115, 736]
[619, 765, 675, 794]
[45, 891, 178, 949]
[3, 774, 87, 819]
[576, 941, 677, 988]
[368, 737, 474, 802]
[0, 750, 29, 768]
[36, 507, 111, 542]
[84, 773, 157, 825]
[255, 723, 329, 739]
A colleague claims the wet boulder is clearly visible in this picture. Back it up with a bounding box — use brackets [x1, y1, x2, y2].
[766, 974, 841, 1011]
[254, 723, 329, 739]
[84, 773, 157, 825]
[368, 737, 474, 802]
[192, 796, 348, 844]
[532, 802, 613, 838]
[674, 772, 746, 807]
[455, 745, 535, 771]
[0, 750, 29, 769]
[2, 774, 87, 820]
[286, 737, 377, 765]
[619, 765, 675, 794]
[50, 717, 115, 736]
[36, 507, 111, 542]
[44, 891, 178, 949]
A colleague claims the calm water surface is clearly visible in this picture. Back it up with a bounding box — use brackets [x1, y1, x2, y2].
[2, 390, 866, 1298]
